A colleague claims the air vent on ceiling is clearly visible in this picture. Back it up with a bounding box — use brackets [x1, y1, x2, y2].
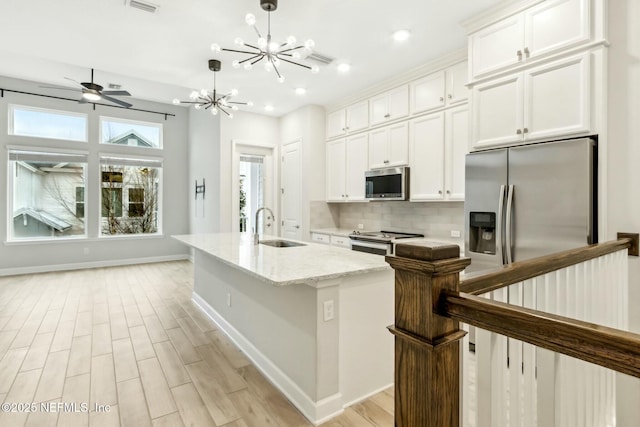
[108, 83, 122, 90]
[305, 52, 335, 66]
[126, 0, 158, 13]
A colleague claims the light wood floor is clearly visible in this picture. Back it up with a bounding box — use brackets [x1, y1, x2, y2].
[0, 261, 394, 427]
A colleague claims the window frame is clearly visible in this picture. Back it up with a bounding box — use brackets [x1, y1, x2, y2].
[99, 116, 163, 150]
[7, 146, 89, 242]
[98, 153, 163, 238]
[8, 104, 89, 142]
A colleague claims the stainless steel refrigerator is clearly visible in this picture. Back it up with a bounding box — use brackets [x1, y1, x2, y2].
[464, 137, 597, 274]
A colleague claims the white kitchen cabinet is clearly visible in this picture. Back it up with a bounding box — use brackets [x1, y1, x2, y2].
[369, 85, 409, 126]
[330, 235, 351, 248]
[410, 62, 469, 114]
[470, 0, 589, 79]
[368, 122, 408, 169]
[310, 232, 351, 248]
[445, 106, 469, 201]
[326, 134, 368, 202]
[472, 52, 590, 149]
[326, 100, 369, 139]
[409, 106, 468, 201]
[311, 233, 331, 244]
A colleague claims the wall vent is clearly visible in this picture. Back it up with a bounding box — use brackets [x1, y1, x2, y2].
[127, 0, 158, 13]
[305, 52, 334, 66]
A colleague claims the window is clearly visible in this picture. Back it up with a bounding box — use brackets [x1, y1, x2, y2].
[128, 188, 145, 217]
[9, 149, 88, 240]
[100, 117, 162, 149]
[101, 188, 123, 218]
[9, 105, 88, 142]
[100, 156, 162, 236]
[75, 187, 85, 218]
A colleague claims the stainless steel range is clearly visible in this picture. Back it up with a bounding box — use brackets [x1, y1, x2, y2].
[349, 230, 424, 255]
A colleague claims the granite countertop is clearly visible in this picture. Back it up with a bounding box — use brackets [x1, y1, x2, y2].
[309, 228, 356, 237]
[172, 232, 391, 287]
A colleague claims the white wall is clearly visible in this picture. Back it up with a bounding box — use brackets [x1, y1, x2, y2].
[188, 107, 221, 234]
[219, 111, 280, 232]
[280, 105, 326, 240]
[607, 1, 640, 424]
[0, 75, 190, 274]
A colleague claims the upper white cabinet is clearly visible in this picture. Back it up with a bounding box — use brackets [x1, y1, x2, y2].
[409, 105, 468, 201]
[470, 0, 590, 79]
[369, 86, 409, 126]
[472, 52, 590, 149]
[369, 122, 409, 169]
[410, 62, 469, 114]
[326, 134, 368, 202]
[326, 100, 369, 139]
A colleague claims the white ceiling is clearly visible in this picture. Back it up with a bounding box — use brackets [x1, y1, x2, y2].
[0, 0, 504, 116]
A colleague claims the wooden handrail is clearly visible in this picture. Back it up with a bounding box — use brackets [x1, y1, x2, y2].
[460, 233, 638, 295]
[441, 290, 640, 379]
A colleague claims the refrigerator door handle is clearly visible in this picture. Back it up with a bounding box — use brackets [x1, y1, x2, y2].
[497, 185, 507, 265]
[505, 185, 515, 264]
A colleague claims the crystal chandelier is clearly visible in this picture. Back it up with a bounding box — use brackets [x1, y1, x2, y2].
[210, 0, 319, 83]
[172, 60, 252, 118]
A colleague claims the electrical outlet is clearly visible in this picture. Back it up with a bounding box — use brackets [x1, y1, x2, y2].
[451, 230, 461, 238]
[357, 224, 364, 230]
[227, 293, 232, 307]
[323, 300, 334, 321]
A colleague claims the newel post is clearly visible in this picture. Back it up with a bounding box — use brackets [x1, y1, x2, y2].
[386, 242, 471, 427]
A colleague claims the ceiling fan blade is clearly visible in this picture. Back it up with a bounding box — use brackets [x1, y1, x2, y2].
[101, 94, 132, 108]
[39, 85, 80, 92]
[102, 90, 131, 96]
[63, 77, 83, 87]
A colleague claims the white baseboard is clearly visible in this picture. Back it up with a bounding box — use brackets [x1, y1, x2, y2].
[0, 254, 190, 276]
[192, 292, 344, 425]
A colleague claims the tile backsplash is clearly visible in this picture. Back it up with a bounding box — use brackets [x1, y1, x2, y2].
[310, 201, 465, 245]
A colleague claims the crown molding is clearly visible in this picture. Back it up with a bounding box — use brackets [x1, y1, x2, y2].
[460, 0, 544, 34]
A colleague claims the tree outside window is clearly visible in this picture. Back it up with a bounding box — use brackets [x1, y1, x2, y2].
[100, 161, 160, 235]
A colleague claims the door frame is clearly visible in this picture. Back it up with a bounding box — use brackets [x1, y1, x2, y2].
[231, 139, 278, 234]
[280, 139, 303, 240]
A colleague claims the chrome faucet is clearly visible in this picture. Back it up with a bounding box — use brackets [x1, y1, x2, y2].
[254, 207, 275, 244]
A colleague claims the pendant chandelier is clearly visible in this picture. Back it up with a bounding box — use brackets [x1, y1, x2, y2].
[210, 0, 319, 83]
[172, 59, 252, 118]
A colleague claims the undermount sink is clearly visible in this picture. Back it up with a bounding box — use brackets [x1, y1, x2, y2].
[259, 240, 306, 248]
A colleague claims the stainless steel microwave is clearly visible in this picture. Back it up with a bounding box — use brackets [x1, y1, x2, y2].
[365, 167, 409, 201]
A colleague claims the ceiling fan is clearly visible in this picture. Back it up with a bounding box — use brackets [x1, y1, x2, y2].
[43, 68, 133, 108]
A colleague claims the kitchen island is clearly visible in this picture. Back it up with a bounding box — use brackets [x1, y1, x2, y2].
[172, 232, 395, 424]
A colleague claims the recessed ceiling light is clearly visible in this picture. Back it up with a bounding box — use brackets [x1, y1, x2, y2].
[392, 29, 411, 42]
[265, 105, 274, 112]
[295, 87, 307, 95]
[337, 63, 351, 73]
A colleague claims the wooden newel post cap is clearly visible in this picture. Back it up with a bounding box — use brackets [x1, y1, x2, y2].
[395, 241, 460, 261]
[386, 242, 470, 275]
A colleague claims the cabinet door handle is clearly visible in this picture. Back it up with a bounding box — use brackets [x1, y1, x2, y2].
[384, 160, 389, 164]
[384, 113, 391, 118]
[517, 50, 523, 61]
[523, 127, 529, 134]
[447, 94, 452, 100]
[516, 129, 522, 135]
[446, 190, 451, 194]
[345, 194, 349, 198]
[440, 97, 444, 102]
[524, 47, 530, 58]
[295, 225, 300, 229]
[438, 190, 443, 195]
